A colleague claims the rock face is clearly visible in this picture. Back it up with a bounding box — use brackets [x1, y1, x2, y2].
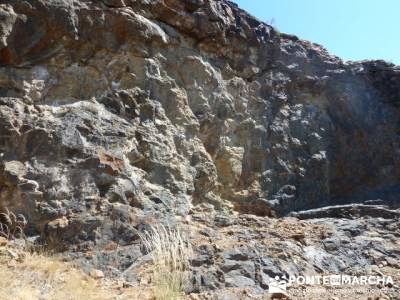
[0, 0, 399, 297]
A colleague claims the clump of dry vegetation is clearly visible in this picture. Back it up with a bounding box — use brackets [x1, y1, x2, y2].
[0, 207, 27, 240]
[140, 224, 193, 300]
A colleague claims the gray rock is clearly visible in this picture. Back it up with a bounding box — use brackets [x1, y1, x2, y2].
[290, 204, 400, 220]
[224, 271, 255, 288]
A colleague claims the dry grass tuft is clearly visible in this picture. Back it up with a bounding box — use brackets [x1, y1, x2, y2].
[0, 208, 27, 240]
[140, 224, 193, 300]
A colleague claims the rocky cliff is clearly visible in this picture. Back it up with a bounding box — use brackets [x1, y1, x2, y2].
[0, 0, 399, 299]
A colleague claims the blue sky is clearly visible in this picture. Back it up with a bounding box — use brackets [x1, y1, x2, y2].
[232, 0, 400, 65]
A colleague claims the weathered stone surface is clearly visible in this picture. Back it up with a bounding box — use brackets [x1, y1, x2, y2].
[290, 204, 400, 220]
[1, 0, 399, 221]
[182, 208, 400, 299]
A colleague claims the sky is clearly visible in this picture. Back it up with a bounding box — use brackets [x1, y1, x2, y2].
[232, 0, 400, 65]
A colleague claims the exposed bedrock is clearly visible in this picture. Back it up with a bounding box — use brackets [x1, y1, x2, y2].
[0, 0, 399, 246]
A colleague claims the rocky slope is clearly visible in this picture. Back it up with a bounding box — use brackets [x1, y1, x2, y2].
[0, 0, 399, 299]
